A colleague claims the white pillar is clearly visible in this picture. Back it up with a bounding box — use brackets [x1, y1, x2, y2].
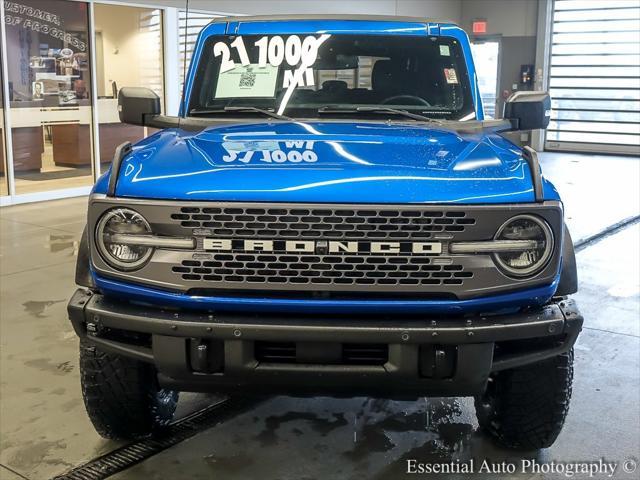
[163, 7, 180, 117]
[532, 0, 552, 151]
[88, 1, 102, 177]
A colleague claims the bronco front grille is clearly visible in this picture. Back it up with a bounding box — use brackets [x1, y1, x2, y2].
[170, 206, 476, 240]
[89, 199, 565, 298]
[172, 255, 473, 287]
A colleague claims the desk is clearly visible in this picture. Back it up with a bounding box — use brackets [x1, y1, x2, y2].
[5, 103, 147, 170]
[50, 124, 91, 167]
[11, 105, 91, 169]
[10, 127, 44, 172]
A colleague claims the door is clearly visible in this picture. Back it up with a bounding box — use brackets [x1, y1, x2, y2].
[471, 40, 501, 119]
[93, 3, 164, 167]
[546, 0, 640, 155]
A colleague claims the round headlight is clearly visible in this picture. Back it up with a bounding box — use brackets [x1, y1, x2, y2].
[96, 208, 153, 271]
[494, 215, 554, 277]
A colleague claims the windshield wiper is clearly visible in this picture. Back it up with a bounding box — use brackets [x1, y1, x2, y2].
[190, 106, 293, 121]
[318, 106, 443, 124]
[356, 106, 444, 123]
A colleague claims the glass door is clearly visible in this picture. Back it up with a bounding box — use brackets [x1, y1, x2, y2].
[470, 40, 500, 119]
[5, 0, 94, 195]
[94, 3, 164, 168]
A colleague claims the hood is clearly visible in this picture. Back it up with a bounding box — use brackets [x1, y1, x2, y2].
[112, 121, 549, 204]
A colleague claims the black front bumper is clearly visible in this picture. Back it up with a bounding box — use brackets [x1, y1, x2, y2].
[68, 289, 582, 398]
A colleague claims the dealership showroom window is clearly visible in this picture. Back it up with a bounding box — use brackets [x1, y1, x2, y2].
[0, 0, 638, 479]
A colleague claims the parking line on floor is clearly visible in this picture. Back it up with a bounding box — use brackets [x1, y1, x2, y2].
[574, 215, 640, 253]
[1, 463, 31, 480]
[582, 326, 640, 339]
[50, 397, 261, 480]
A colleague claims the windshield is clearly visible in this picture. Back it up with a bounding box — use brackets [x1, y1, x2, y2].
[187, 34, 475, 121]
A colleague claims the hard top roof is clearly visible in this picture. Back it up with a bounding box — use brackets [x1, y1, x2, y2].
[207, 14, 456, 27]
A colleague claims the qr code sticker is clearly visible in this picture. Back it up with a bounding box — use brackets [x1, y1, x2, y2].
[239, 71, 256, 88]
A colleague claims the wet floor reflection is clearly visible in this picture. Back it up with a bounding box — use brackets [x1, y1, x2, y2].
[47, 233, 78, 255]
[22, 299, 66, 318]
[115, 395, 547, 480]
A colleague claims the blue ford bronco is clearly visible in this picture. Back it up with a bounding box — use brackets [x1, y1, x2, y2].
[68, 15, 582, 449]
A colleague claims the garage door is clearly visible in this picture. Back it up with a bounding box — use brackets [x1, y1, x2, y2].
[546, 0, 640, 155]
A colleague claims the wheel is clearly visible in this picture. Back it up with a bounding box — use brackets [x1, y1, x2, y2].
[79, 339, 179, 440]
[474, 349, 574, 450]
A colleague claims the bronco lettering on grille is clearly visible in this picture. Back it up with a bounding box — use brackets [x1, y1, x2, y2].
[202, 238, 442, 255]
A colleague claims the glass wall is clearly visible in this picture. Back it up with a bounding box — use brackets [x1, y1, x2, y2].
[94, 3, 164, 166]
[0, 2, 237, 204]
[0, 0, 166, 203]
[5, 0, 94, 195]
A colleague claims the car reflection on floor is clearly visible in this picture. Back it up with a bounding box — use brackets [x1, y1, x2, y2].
[111, 394, 547, 480]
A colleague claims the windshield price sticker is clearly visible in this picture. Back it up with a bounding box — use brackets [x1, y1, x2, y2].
[214, 64, 278, 98]
[213, 34, 331, 92]
[444, 68, 459, 84]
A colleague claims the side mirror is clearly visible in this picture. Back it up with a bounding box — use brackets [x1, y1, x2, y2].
[118, 87, 160, 126]
[503, 91, 551, 131]
[118, 87, 179, 129]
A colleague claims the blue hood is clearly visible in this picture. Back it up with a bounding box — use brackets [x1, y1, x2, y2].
[110, 121, 556, 204]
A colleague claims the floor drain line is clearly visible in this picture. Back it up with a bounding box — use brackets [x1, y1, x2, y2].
[52, 397, 257, 480]
[574, 215, 640, 252]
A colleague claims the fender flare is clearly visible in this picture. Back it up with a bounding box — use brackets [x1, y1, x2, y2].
[75, 225, 96, 289]
[556, 224, 578, 296]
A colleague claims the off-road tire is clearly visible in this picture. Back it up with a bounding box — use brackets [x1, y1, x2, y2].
[474, 349, 574, 450]
[80, 339, 179, 440]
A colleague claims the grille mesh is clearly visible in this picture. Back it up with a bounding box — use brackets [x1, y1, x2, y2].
[172, 254, 473, 287]
[170, 206, 476, 240]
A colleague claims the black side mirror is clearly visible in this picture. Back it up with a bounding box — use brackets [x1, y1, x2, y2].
[503, 91, 551, 131]
[118, 87, 160, 126]
[117, 87, 180, 129]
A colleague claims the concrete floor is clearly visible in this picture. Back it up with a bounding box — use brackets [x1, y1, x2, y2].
[0, 152, 638, 480]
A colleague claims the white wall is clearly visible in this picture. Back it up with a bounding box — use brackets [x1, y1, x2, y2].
[129, 0, 462, 23]
[94, 4, 141, 96]
[395, 0, 461, 21]
[125, 0, 538, 37]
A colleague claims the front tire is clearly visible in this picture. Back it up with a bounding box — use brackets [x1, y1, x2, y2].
[475, 349, 574, 450]
[80, 339, 179, 440]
